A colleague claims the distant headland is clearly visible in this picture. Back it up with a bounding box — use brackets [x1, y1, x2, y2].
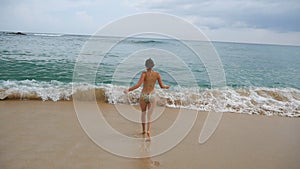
[5, 31, 27, 35]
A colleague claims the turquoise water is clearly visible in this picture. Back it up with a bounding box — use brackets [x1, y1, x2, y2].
[1, 32, 300, 117]
[1, 32, 299, 88]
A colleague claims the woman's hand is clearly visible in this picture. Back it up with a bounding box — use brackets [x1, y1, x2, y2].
[123, 89, 129, 94]
[164, 85, 170, 89]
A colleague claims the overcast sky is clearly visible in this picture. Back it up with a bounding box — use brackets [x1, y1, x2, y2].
[1, 0, 300, 45]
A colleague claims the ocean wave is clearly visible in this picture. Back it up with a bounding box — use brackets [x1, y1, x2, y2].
[129, 39, 164, 44]
[0, 80, 299, 117]
[0, 80, 72, 101]
[33, 33, 63, 37]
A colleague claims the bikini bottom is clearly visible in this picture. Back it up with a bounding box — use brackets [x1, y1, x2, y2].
[140, 93, 156, 103]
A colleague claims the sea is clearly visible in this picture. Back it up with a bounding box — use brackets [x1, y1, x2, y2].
[1, 32, 300, 117]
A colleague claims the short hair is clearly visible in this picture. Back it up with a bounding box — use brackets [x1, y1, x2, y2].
[145, 58, 155, 69]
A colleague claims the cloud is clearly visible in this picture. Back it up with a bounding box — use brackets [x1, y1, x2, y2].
[205, 27, 300, 45]
[76, 11, 94, 25]
[183, 16, 227, 29]
[75, 11, 98, 33]
[1, 0, 299, 45]
[0, 1, 64, 32]
[126, 0, 300, 32]
[124, 0, 300, 45]
[0, 0, 111, 34]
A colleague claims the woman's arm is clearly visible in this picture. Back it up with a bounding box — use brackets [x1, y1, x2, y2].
[125, 72, 146, 93]
[157, 73, 170, 89]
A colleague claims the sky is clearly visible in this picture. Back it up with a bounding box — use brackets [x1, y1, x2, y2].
[1, 0, 300, 45]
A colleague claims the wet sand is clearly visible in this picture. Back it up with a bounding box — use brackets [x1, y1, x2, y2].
[0, 100, 299, 169]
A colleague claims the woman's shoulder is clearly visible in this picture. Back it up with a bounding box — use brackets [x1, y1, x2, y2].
[142, 70, 160, 77]
[154, 70, 160, 74]
[153, 71, 160, 77]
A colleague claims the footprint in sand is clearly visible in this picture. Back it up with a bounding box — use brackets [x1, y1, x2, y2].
[151, 160, 160, 167]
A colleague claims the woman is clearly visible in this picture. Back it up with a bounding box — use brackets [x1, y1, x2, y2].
[124, 58, 170, 140]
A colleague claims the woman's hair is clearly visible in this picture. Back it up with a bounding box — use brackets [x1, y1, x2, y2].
[145, 58, 154, 69]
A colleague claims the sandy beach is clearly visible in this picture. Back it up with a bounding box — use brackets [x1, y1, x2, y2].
[0, 100, 299, 169]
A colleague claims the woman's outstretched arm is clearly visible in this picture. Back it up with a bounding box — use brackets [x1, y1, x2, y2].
[157, 73, 170, 89]
[124, 72, 146, 93]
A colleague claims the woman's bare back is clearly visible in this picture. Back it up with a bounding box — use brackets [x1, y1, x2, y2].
[142, 71, 159, 94]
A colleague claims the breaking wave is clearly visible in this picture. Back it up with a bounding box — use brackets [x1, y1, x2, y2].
[33, 33, 63, 37]
[0, 80, 299, 117]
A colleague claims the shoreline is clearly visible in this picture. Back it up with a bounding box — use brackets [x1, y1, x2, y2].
[0, 100, 299, 169]
[1, 98, 299, 118]
[1, 83, 300, 118]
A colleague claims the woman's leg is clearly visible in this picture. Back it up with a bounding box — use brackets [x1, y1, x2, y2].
[139, 98, 147, 134]
[146, 97, 156, 139]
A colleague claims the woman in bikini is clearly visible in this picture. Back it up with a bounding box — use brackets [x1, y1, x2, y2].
[124, 58, 170, 140]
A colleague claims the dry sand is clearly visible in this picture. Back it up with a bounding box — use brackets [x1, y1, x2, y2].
[0, 100, 299, 169]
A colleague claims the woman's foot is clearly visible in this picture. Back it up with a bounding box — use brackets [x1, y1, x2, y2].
[146, 131, 151, 141]
[142, 131, 146, 135]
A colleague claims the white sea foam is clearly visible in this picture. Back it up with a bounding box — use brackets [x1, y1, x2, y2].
[33, 33, 63, 37]
[0, 80, 72, 101]
[82, 85, 300, 117]
[0, 80, 299, 117]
